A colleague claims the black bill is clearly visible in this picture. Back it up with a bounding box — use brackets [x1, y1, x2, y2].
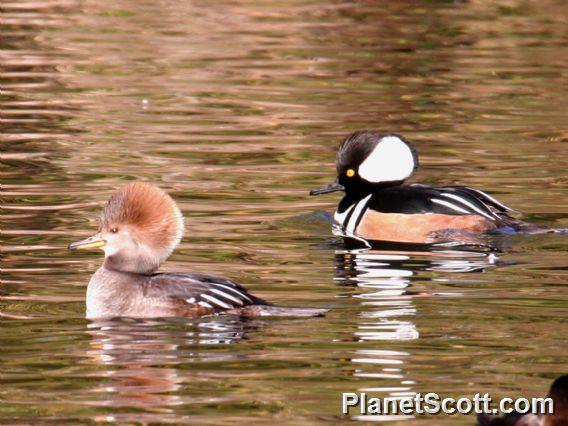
[309, 181, 345, 196]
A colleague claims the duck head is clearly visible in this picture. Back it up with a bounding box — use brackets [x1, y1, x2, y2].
[310, 131, 418, 197]
[69, 182, 184, 274]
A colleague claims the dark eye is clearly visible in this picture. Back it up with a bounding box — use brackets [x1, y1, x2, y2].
[110, 227, 119, 234]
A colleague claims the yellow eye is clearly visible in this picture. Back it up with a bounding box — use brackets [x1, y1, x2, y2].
[346, 169, 355, 177]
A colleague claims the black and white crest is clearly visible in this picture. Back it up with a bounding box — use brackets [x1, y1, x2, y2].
[338, 131, 418, 185]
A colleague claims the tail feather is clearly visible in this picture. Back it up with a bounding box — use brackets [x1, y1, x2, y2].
[496, 216, 556, 234]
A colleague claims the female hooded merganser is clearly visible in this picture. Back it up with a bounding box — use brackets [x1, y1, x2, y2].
[69, 182, 327, 319]
[311, 131, 540, 244]
[477, 374, 568, 426]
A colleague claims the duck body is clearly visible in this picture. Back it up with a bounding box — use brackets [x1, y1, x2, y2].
[311, 131, 541, 245]
[70, 182, 327, 319]
[334, 183, 520, 244]
[86, 267, 269, 319]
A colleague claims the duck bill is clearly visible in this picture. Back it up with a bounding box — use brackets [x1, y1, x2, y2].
[68, 234, 105, 251]
[310, 181, 345, 196]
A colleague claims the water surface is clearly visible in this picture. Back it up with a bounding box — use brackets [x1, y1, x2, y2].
[2, 0, 567, 424]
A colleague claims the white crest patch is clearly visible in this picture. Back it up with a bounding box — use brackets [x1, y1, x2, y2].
[358, 136, 416, 183]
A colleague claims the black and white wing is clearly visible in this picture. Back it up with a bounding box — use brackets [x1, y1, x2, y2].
[334, 184, 519, 237]
[360, 184, 515, 219]
[439, 186, 517, 213]
[433, 186, 517, 220]
[146, 273, 267, 312]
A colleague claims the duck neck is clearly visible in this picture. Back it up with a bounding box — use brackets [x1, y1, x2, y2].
[86, 267, 146, 319]
[103, 251, 161, 275]
[340, 184, 386, 203]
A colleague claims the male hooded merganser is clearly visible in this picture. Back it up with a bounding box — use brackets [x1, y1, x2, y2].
[477, 375, 568, 426]
[310, 131, 540, 244]
[69, 182, 327, 319]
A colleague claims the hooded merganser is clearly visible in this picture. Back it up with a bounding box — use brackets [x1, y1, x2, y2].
[69, 182, 327, 319]
[311, 131, 539, 244]
[477, 375, 568, 426]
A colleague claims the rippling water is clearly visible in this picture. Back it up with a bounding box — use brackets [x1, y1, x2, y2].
[1, 0, 567, 424]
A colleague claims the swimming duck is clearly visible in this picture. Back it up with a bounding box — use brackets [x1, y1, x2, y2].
[311, 131, 541, 244]
[69, 182, 327, 319]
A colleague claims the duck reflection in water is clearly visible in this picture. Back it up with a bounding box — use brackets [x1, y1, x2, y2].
[85, 316, 262, 423]
[335, 239, 502, 422]
[335, 238, 502, 303]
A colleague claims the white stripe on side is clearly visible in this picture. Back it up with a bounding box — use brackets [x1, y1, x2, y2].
[209, 288, 244, 305]
[198, 301, 213, 309]
[334, 203, 356, 227]
[346, 194, 373, 234]
[440, 193, 495, 221]
[201, 294, 233, 309]
[431, 198, 471, 215]
[212, 283, 253, 303]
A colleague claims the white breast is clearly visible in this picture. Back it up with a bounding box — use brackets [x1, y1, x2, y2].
[334, 203, 356, 227]
[333, 194, 373, 234]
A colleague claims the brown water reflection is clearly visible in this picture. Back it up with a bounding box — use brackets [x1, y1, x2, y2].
[1, 0, 567, 424]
